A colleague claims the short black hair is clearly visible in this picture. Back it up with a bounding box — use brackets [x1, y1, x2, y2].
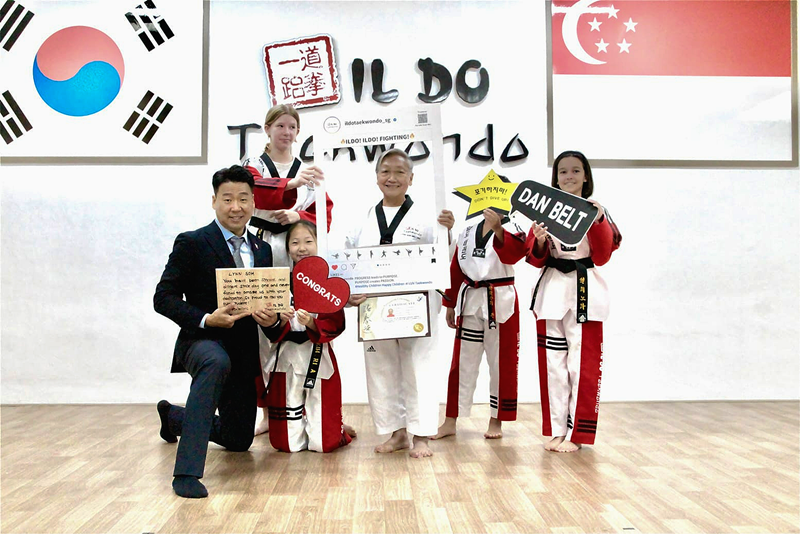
[212, 164, 255, 194]
[551, 150, 593, 199]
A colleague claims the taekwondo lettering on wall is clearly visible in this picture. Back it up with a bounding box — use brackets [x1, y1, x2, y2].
[228, 122, 529, 166]
[510, 180, 598, 246]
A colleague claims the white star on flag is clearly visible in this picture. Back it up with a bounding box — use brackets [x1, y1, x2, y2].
[588, 17, 601, 31]
[624, 18, 638, 32]
[606, 4, 619, 19]
[617, 39, 631, 53]
[595, 39, 609, 53]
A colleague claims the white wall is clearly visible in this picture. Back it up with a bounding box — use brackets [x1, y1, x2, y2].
[2, 0, 798, 404]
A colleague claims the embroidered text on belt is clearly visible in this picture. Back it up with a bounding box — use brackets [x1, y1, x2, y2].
[530, 257, 594, 323]
[273, 330, 324, 390]
[282, 331, 324, 389]
[458, 275, 515, 332]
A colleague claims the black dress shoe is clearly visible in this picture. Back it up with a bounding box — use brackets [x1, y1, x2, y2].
[173, 476, 208, 498]
[157, 400, 177, 443]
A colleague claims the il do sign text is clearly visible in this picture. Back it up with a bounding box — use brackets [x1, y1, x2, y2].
[351, 58, 489, 104]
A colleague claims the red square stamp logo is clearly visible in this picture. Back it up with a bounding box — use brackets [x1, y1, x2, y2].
[263, 34, 340, 109]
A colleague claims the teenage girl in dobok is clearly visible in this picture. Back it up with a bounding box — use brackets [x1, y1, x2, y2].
[525, 150, 621, 453]
[253, 220, 352, 453]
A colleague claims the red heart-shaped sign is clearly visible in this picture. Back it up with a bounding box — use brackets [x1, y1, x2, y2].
[293, 256, 351, 314]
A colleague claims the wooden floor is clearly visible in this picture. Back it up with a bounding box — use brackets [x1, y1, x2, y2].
[1, 402, 798, 534]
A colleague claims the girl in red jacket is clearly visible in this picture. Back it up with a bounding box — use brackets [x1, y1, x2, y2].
[526, 151, 621, 452]
[254, 221, 352, 452]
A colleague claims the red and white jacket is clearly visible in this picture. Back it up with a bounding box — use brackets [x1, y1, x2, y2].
[260, 306, 345, 390]
[525, 208, 621, 322]
[445, 220, 527, 325]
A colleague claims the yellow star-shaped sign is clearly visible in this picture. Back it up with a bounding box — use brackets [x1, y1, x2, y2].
[453, 170, 519, 220]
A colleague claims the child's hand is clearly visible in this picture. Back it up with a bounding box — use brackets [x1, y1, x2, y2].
[348, 294, 367, 307]
[287, 166, 324, 190]
[445, 308, 457, 329]
[301, 165, 324, 185]
[273, 209, 300, 225]
[280, 308, 295, 325]
[295, 309, 315, 328]
[482, 209, 503, 235]
[252, 308, 278, 327]
[437, 209, 455, 230]
[588, 200, 605, 223]
[531, 221, 549, 244]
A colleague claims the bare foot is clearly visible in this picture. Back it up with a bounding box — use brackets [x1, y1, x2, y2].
[545, 436, 565, 451]
[431, 417, 457, 440]
[343, 423, 357, 438]
[484, 417, 503, 439]
[555, 440, 582, 453]
[409, 436, 433, 458]
[374, 429, 409, 453]
[254, 409, 270, 436]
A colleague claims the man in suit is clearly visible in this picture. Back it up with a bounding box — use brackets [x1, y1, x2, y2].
[154, 165, 273, 498]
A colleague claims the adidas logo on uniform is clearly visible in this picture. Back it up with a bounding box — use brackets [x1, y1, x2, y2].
[366, 346, 376, 353]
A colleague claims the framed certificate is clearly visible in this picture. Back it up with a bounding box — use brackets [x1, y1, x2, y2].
[358, 292, 431, 342]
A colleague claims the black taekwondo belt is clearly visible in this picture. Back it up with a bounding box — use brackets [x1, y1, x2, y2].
[530, 256, 594, 324]
[280, 331, 323, 388]
[458, 275, 515, 332]
[249, 216, 291, 239]
[303, 343, 323, 389]
[282, 331, 310, 344]
[271, 330, 323, 392]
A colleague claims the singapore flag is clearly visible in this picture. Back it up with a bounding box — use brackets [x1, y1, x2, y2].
[549, 0, 794, 164]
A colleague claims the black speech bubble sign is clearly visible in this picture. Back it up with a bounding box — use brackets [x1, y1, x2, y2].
[510, 181, 598, 246]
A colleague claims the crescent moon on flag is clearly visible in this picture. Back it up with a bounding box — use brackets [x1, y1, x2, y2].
[561, 0, 606, 65]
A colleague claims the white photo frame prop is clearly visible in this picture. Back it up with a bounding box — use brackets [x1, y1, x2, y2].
[312, 105, 449, 294]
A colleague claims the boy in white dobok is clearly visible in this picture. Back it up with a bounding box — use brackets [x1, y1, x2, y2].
[434, 208, 526, 441]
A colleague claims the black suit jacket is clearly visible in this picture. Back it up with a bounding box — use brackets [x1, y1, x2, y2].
[154, 221, 273, 377]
